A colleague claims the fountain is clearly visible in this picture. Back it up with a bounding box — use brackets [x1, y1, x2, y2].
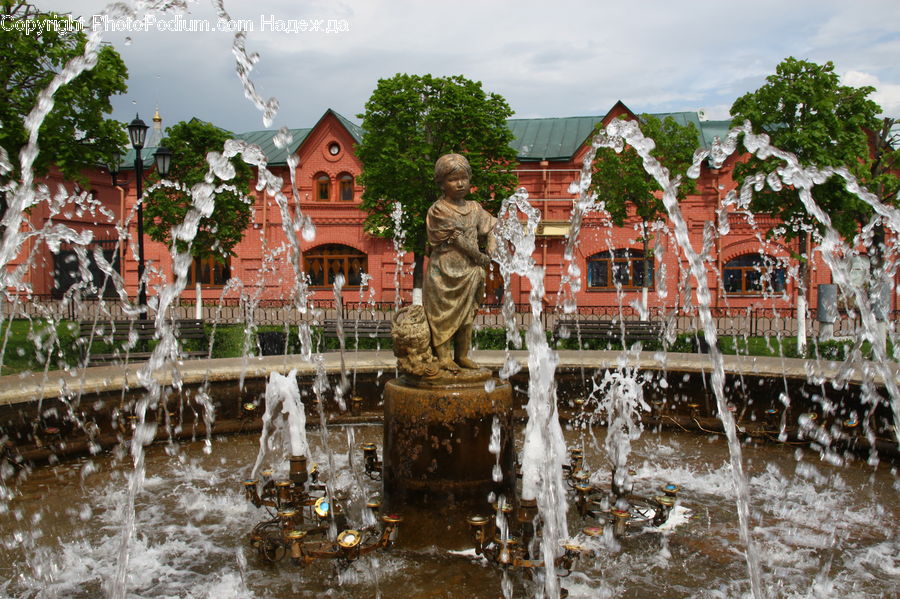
[381, 154, 515, 530]
[0, 2, 898, 598]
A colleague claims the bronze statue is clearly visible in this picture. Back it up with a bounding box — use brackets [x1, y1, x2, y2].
[422, 153, 496, 373]
[390, 153, 496, 378]
[384, 156, 514, 514]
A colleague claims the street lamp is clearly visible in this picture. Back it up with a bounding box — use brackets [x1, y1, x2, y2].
[109, 114, 172, 318]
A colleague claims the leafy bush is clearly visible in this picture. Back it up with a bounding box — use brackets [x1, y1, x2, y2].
[807, 339, 851, 361]
[205, 323, 247, 359]
[0, 319, 81, 374]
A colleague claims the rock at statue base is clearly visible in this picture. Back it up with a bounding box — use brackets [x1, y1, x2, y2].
[383, 373, 515, 519]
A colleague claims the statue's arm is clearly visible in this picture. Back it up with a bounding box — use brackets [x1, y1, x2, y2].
[484, 230, 497, 261]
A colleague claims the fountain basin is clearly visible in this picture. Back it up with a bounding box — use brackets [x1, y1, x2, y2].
[1, 425, 896, 598]
[0, 351, 895, 465]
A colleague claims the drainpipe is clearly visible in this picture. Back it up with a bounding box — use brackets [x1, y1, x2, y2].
[116, 184, 127, 281]
[261, 188, 267, 245]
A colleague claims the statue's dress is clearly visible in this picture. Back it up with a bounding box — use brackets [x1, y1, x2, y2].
[423, 197, 495, 347]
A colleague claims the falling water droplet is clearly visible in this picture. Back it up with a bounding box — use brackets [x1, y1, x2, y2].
[301, 217, 316, 241]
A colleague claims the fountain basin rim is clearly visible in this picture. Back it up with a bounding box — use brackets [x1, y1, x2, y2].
[0, 350, 890, 407]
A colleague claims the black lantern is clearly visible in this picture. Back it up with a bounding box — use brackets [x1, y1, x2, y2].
[108, 151, 121, 186]
[154, 146, 172, 177]
[127, 115, 149, 150]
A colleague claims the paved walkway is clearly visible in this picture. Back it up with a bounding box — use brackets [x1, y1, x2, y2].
[0, 350, 890, 407]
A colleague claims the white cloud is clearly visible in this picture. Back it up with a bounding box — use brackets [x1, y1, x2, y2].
[30, 0, 900, 129]
[841, 70, 900, 117]
[699, 104, 732, 121]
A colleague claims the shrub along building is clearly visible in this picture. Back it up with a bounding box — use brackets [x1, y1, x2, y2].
[23, 102, 859, 323]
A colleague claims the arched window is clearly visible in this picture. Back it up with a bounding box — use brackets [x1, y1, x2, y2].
[339, 173, 354, 202]
[586, 249, 652, 290]
[315, 173, 331, 201]
[304, 244, 367, 287]
[722, 254, 786, 294]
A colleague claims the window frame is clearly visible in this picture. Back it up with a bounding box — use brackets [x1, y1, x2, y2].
[722, 254, 786, 295]
[586, 249, 654, 290]
[338, 173, 354, 202]
[315, 173, 331, 201]
[303, 244, 367, 288]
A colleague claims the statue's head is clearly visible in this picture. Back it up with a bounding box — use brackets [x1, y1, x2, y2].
[434, 153, 472, 184]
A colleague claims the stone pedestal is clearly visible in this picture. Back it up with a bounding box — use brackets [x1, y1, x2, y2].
[383, 374, 514, 515]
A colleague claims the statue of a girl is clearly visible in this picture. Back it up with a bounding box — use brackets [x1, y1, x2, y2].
[423, 154, 496, 373]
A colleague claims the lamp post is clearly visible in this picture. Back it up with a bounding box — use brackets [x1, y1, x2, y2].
[108, 114, 172, 319]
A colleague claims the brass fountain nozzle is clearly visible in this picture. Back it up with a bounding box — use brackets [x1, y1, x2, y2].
[571, 480, 592, 516]
[611, 508, 629, 538]
[661, 483, 680, 498]
[517, 497, 538, 523]
[314, 496, 330, 520]
[467, 514, 491, 553]
[243, 479, 261, 507]
[653, 495, 675, 527]
[286, 529, 306, 562]
[582, 525, 604, 537]
[495, 536, 520, 566]
[337, 529, 363, 561]
[275, 480, 292, 506]
[381, 513, 403, 546]
[290, 455, 308, 486]
[278, 509, 298, 535]
[361, 443, 382, 480]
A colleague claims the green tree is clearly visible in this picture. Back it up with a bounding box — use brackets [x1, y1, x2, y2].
[356, 73, 518, 288]
[865, 117, 900, 274]
[590, 114, 698, 293]
[143, 119, 253, 262]
[730, 57, 882, 239]
[0, 1, 127, 185]
[730, 57, 887, 350]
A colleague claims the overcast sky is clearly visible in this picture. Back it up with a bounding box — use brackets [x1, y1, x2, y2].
[36, 0, 900, 134]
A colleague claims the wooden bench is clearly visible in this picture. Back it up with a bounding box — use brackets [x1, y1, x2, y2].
[321, 319, 393, 345]
[552, 318, 662, 348]
[77, 318, 208, 364]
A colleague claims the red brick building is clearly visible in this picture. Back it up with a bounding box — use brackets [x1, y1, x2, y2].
[22, 102, 849, 318]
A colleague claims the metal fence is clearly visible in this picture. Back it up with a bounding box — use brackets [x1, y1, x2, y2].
[5, 295, 891, 339]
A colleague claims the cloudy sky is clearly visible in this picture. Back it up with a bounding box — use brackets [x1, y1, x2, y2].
[37, 0, 900, 134]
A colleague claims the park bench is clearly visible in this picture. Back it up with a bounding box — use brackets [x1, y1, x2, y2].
[551, 318, 662, 348]
[321, 319, 393, 347]
[77, 318, 208, 364]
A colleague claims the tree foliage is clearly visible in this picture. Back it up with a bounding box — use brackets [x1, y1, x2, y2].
[590, 113, 699, 289]
[143, 119, 253, 259]
[867, 117, 900, 208]
[0, 1, 127, 184]
[591, 114, 699, 229]
[729, 57, 883, 239]
[355, 74, 518, 282]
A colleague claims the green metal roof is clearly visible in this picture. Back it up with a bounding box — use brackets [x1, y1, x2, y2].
[113, 108, 733, 170]
[332, 110, 363, 143]
[233, 127, 311, 166]
[506, 116, 604, 161]
[505, 111, 732, 162]
[696, 120, 733, 149]
[118, 147, 157, 170]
